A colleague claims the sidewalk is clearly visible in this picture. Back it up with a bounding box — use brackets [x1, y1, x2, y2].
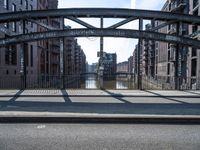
[0, 89, 200, 97]
[0, 90, 200, 123]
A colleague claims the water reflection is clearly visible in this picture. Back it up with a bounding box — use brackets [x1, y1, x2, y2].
[84, 75, 135, 89]
[85, 75, 98, 89]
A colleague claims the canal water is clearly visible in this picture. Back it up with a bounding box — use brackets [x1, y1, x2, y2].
[84, 75, 136, 89]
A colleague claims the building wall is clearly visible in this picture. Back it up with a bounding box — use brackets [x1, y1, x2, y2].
[64, 37, 86, 75]
[102, 53, 117, 76]
[128, 56, 133, 73]
[142, 23, 156, 77]
[188, 0, 200, 88]
[133, 45, 138, 74]
[156, 1, 169, 81]
[0, 0, 87, 88]
[117, 61, 128, 73]
[0, 0, 38, 87]
[156, 0, 189, 85]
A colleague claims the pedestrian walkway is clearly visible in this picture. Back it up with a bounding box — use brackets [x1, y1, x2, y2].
[0, 89, 200, 123]
[0, 89, 200, 97]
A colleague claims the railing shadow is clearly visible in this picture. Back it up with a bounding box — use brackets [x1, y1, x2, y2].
[144, 90, 189, 104]
[0, 90, 200, 115]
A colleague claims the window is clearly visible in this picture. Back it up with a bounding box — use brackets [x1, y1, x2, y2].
[191, 59, 197, 76]
[192, 48, 197, 57]
[192, 25, 198, 33]
[19, 24, 22, 33]
[4, 0, 8, 10]
[30, 5, 33, 10]
[167, 63, 170, 75]
[12, 22, 16, 32]
[5, 46, 9, 65]
[11, 45, 17, 65]
[30, 45, 33, 67]
[24, 43, 29, 66]
[20, 0, 23, 5]
[168, 50, 170, 61]
[25, 28, 28, 34]
[12, 3, 16, 12]
[5, 45, 17, 65]
[25, 0, 28, 9]
[30, 5, 33, 27]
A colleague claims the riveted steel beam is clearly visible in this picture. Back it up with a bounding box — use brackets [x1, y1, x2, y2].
[107, 17, 138, 29]
[187, 30, 200, 38]
[0, 28, 200, 49]
[66, 16, 96, 29]
[27, 19, 58, 30]
[0, 8, 200, 25]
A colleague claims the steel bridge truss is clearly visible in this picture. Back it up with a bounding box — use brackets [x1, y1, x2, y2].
[0, 8, 200, 89]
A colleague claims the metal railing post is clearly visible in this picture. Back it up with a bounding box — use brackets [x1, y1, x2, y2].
[137, 18, 143, 90]
[60, 17, 65, 89]
[20, 20, 26, 89]
[99, 17, 104, 89]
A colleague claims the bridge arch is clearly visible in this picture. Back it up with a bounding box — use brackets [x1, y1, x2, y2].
[0, 8, 199, 90]
[1, 29, 200, 48]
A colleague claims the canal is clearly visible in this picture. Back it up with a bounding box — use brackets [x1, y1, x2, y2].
[83, 75, 136, 89]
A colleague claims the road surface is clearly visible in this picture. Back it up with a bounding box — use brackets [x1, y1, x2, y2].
[0, 123, 199, 150]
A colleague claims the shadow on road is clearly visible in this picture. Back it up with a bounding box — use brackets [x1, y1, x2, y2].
[0, 89, 200, 115]
[61, 90, 72, 103]
[144, 90, 188, 104]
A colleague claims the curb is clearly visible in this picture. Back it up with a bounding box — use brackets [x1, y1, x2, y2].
[0, 115, 200, 124]
[0, 95, 200, 98]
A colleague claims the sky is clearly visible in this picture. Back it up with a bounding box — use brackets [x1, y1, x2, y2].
[58, 0, 166, 64]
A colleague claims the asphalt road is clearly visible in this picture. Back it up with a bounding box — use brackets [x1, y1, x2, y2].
[1, 96, 200, 115]
[0, 123, 200, 150]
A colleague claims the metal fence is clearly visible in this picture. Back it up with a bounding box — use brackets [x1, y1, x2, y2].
[0, 74, 199, 90]
[141, 76, 200, 90]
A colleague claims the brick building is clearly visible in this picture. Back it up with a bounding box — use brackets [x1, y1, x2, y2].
[101, 52, 117, 77]
[128, 56, 133, 73]
[0, 0, 38, 88]
[155, 0, 189, 88]
[117, 61, 128, 73]
[187, 0, 200, 89]
[0, 0, 87, 88]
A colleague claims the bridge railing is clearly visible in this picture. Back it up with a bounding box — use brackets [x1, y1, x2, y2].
[141, 76, 200, 90]
[0, 74, 199, 90]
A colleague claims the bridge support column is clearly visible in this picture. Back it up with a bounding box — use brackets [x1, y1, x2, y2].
[137, 18, 143, 90]
[20, 20, 26, 89]
[60, 17, 65, 89]
[99, 17, 104, 89]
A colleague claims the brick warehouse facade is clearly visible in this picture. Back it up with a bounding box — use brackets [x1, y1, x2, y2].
[0, 0, 38, 88]
[0, 0, 87, 88]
